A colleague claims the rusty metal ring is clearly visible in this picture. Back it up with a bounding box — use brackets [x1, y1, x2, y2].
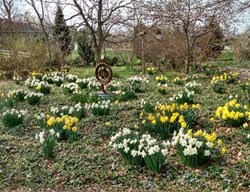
[95, 63, 112, 85]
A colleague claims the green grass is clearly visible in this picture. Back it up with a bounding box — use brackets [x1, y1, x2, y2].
[0, 66, 249, 191]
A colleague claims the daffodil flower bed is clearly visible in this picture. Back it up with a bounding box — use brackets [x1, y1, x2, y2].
[140, 103, 200, 139]
[65, 74, 78, 83]
[170, 89, 195, 104]
[172, 128, 227, 167]
[1, 109, 27, 128]
[215, 99, 250, 127]
[110, 128, 169, 172]
[172, 77, 186, 85]
[46, 115, 79, 142]
[240, 80, 250, 93]
[212, 82, 225, 94]
[76, 78, 89, 89]
[155, 75, 168, 84]
[13, 75, 22, 85]
[71, 90, 99, 104]
[140, 99, 155, 113]
[61, 82, 79, 94]
[24, 92, 43, 105]
[50, 103, 86, 119]
[35, 129, 60, 159]
[87, 77, 100, 91]
[158, 84, 168, 95]
[8, 90, 27, 102]
[128, 76, 148, 92]
[88, 100, 111, 116]
[146, 67, 156, 75]
[116, 87, 138, 102]
[185, 81, 201, 94]
[31, 71, 43, 80]
[34, 81, 51, 94]
[211, 72, 239, 85]
[107, 81, 121, 92]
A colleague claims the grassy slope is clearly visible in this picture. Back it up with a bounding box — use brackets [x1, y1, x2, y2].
[0, 66, 249, 192]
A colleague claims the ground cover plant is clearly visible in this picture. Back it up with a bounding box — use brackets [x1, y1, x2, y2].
[0, 65, 249, 192]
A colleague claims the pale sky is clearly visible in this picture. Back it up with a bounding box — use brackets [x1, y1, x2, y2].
[20, 1, 250, 34]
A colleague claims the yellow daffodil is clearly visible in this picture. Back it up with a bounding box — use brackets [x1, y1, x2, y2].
[105, 122, 111, 127]
[221, 147, 227, 155]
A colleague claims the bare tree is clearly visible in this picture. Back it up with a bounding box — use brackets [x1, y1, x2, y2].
[144, 0, 234, 74]
[71, 0, 136, 65]
[25, 0, 53, 66]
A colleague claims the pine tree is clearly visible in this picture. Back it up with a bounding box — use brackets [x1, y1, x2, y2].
[77, 29, 95, 65]
[53, 4, 72, 56]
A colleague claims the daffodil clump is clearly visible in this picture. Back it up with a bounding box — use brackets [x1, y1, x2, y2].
[215, 99, 250, 127]
[24, 92, 44, 105]
[170, 89, 195, 104]
[43, 72, 65, 86]
[172, 77, 186, 85]
[76, 78, 89, 89]
[140, 103, 200, 139]
[50, 103, 86, 120]
[87, 77, 100, 91]
[107, 81, 121, 91]
[135, 59, 142, 65]
[172, 128, 227, 167]
[7, 90, 27, 102]
[140, 99, 155, 113]
[61, 82, 79, 94]
[71, 90, 99, 104]
[46, 115, 79, 142]
[32, 71, 43, 80]
[109, 128, 169, 172]
[64, 74, 78, 83]
[0, 91, 14, 107]
[35, 129, 60, 159]
[34, 81, 51, 94]
[146, 67, 156, 75]
[211, 72, 239, 85]
[240, 79, 250, 94]
[185, 81, 201, 94]
[13, 75, 22, 85]
[25, 77, 41, 89]
[116, 87, 138, 102]
[88, 100, 111, 116]
[128, 76, 148, 92]
[157, 84, 168, 95]
[1, 109, 27, 128]
[155, 75, 168, 84]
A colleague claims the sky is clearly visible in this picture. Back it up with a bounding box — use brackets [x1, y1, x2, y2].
[19, 1, 250, 34]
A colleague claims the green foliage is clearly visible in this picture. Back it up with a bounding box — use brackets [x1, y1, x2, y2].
[77, 29, 95, 65]
[212, 82, 225, 94]
[117, 87, 138, 102]
[42, 135, 57, 159]
[1, 109, 25, 128]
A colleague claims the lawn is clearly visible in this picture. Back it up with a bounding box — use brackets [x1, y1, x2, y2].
[0, 65, 249, 191]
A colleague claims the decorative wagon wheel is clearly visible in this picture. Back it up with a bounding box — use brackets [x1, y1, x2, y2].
[95, 63, 112, 94]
